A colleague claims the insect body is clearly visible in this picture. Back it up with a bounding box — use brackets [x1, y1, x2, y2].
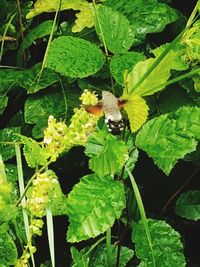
[86, 91, 126, 135]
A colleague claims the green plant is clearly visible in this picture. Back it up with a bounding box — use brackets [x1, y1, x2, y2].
[0, 0, 200, 266]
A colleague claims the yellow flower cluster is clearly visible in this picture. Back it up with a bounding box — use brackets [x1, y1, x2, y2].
[43, 90, 99, 157]
[79, 89, 98, 106]
[27, 171, 59, 217]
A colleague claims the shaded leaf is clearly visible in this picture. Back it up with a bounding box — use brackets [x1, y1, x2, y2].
[132, 219, 186, 267]
[71, 247, 89, 267]
[105, 0, 179, 44]
[85, 132, 128, 177]
[67, 174, 125, 242]
[17, 20, 56, 66]
[18, 64, 58, 93]
[123, 95, 149, 132]
[0, 127, 21, 161]
[110, 52, 145, 85]
[46, 36, 105, 78]
[0, 224, 18, 266]
[89, 244, 134, 267]
[95, 5, 135, 54]
[136, 107, 200, 175]
[175, 190, 200, 221]
[0, 94, 8, 115]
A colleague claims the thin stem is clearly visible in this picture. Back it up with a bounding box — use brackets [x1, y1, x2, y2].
[125, 166, 156, 267]
[106, 228, 112, 267]
[15, 160, 52, 206]
[115, 221, 121, 267]
[92, 0, 108, 56]
[158, 166, 199, 218]
[58, 75, 68, 119]
[16, 0, 27, 65]
[85, 236, 106, 256]
[0, 12, 16, 63]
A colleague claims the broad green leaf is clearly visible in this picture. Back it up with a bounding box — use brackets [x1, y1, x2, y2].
[110, 52, 145, 85]
[105, 0, 179, 44]
[71, 247, 89, 267]
[20, 136, 50, 168]
[89, 244, 134, 267]
[0, 224, 18, 266]
[5, 164, 18, 183]
[95, 6, 135, 54]
[158, 87, 195, 114]
[152, 43, 189, 71]
[123, 95, 149, 133]
[0, 94, 8, 115]
[175, 190, 200, 221]
[67, 174, 125, 242]
[85, 132, 128, 177]
[123, 52, 176, 97]
[132, 219, 186, 267]
[18, 64, 58, 93]
[26, 0, 96, 32]
[46, 36, 105, 78]
[193, 75, 200, 92]
[17, 20, 56, 66]
[0, 69, 21, 94]
[136, 107, 200, 175]
[0, 127, 21, 161]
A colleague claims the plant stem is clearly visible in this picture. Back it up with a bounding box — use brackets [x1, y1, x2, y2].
[125, 166, 156, 267]
[15, 160, 52, 206]
[106, 228, 112, 267]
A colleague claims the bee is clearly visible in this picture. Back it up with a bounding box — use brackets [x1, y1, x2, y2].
[86, 91, 127, 135]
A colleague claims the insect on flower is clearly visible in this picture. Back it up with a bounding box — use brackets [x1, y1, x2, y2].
[85, 91, 127, 135]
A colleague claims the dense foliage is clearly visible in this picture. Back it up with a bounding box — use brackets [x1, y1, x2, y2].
[0, 0, 200, 266]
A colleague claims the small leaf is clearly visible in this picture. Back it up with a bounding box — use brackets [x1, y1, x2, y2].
[110, 52, 145, 85]
[71, 247, 89, 267]
[136, 107, 200, 175]
[85, 132, 128, 177]
[132, 219, 186, 267]
[124, 52, 176, 97]
[0, 127, 21, 161]
[123, 95, 149, 133]
[20, 135, 50, 168]
[0, 94, 8, 115]
[89, 244, 134, 267]
[46, 36, 105, 78]
[17, 20, 56, 66]
[67, 174, 125, 242]
[175, 190, 200, 221]
[95, 5, 135, 54]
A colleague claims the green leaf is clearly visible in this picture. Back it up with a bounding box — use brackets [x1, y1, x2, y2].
[122, 148, 139, 179]
[0, 94, 8, 115]
[105, 0, 179, 44]
[175, 190, 200, 221]
[110, 52, 145, 85]
[0, 224, 18, 266]
[89, 244, 134, 267]
[18, 64, 58, 93]
[95, 6, 135, 54]
[124, 52, 176, 97]
[85, 132, 128, 177]
[0, 69, 21, 94]
[24, 90, 67, 137]
[0, 127, 21, 161]
[132, 219, 186, 267]
[67, 174, 125, 242]
[46, 36, 105, 78]
[71, 247, 89, 267]
[17, 20, 56, 66]
[20, 135, 50, 168]
[158, 87, 195, 114]
[152, 43, 189, 71]
[136, 107, 200, 175]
